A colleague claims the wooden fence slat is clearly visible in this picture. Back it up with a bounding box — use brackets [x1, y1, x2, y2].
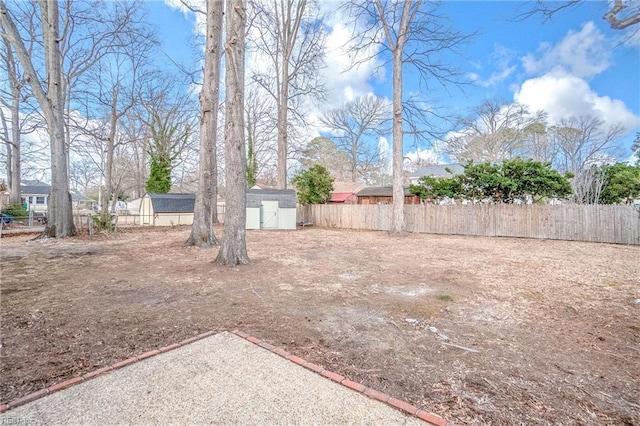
[300, 204, 640, 245]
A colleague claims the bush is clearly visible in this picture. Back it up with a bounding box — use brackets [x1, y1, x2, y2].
[292, 164, 334, 204]
[1, 204, 28, 219]
[90, 213, 117, 233]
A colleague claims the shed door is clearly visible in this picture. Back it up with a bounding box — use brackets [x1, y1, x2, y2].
[261, 201, 279, 229]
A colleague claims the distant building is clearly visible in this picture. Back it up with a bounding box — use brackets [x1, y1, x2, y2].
[246, 188, 297, 230]
[140, 193, 195, 226]
[329, 182, 367, 204]
[19, 180, 94, 212]
[21, 180, 50, 213]
[356, 186, 420, 205]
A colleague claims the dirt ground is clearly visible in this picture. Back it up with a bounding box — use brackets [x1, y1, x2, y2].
[1, 226, 639, 424]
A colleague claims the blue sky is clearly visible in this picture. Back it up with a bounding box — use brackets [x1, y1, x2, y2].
[149, 0, 640, 164]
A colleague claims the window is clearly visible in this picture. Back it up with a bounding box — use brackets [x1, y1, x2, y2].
[36, 196, 46, 204]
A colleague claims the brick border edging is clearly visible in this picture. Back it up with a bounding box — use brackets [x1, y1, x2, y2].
[0, 330, 218, 414]
[0, 329, 450, 426]
[229, 330, 449, 426]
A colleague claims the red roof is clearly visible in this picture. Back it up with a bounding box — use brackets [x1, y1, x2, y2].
[330, 192, 355, 202]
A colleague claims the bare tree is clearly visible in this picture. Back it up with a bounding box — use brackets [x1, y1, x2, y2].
[299, 136, 351, 182]
[631, 132, 640, 165]
[244, 85, 277, 186]
[69, 158, 101, 194]
[216, 0, 249, 266]
[344, 0, 470, 234]
[446, 99, 542, 163]
[320, 95, 391, 183]
[186, 0, 223, 248]
[59, 1, 148, 158]
[73, 18, 156, 215]
[518, 1, 640, 31]
[549, 115, 624, 175]
[249, 0, 325, 189]
[572, 166, 607, 204]
[604, 0, 640, 29]
[520, 120, 560, 165]
[120, 111, 150, 199]
[1, 0, 75, 236]
[0, 29, 28, 205]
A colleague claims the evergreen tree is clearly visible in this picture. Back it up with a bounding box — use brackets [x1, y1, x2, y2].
[292, 164, 334, 204]
[600, 163, 640, 204]
[146, 155, 172, 193]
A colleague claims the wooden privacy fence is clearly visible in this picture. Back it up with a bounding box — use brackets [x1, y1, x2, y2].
[298, 204, 640, 245]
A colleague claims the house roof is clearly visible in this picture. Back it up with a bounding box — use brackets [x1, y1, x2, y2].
[330, 192, 355, 202]
[356, 186, 414, 197]
[147, 193, 195, 213]
[410, 164, 464, 178]
[331, 181, 367, 193]
[71, 192, 93, 202]
[20, 182, 95, 202]
[21, 182, 51, 195]
[246, 188, 297, 208]
[23, 179, 50, 186]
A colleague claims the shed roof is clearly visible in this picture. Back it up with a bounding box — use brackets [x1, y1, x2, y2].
[246, 188, 297, 208]
[356, 186, 414, 197]
[147, 193, 195, 213]
[410, 164, 464, 179]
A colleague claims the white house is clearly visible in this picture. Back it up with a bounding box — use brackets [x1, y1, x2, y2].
[21, 180, 50, 213]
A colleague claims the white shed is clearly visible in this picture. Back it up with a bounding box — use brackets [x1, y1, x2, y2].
[246, 188, 297, 230]
[140, 193, 195, 226]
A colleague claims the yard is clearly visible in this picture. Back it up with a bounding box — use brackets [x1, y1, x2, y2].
[1, 227, 638, 424]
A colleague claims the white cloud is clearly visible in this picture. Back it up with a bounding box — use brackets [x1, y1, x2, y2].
[521, 22, 611, 79]
[321, 17, 384, 106]
[514, 71, 640, 132]
[469, 44, 517, 88]
[377, 137, 391, 174]
[164, 0, 206, 37]
[403, 148, 440, 168]
[473, 65, 517, 88]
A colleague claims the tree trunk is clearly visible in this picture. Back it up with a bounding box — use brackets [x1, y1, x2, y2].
[389, 46, 405, 234]
[0, 109, 11, 191]
[246, 118, 256, 187]
[215, 0, 249, 265]
[1, 0, 75, 236]
[101, 91, 118, 215]
[4, 38, 22, 205]
[186, 0, 222, 248]
[6, 99, 21, 206]
[41, 0, 75, 237]
[276, 60, 289, 189]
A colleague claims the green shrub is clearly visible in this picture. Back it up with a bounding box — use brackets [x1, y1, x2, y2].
[1, 204, 28, 219]
[292, 164, 334, 204]
[91, 213, 117, 232]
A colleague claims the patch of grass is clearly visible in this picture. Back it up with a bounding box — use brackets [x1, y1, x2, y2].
[438, 293, 452, 301]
